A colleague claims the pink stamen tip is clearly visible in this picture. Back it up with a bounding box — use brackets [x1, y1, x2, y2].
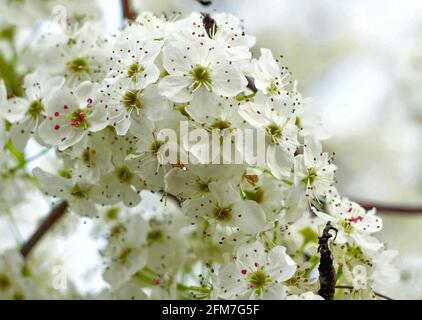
[348, 216, 364, 223]
[70, 112, 86, 126]
[348, 207, 353, 212]
[241, 269, 248, 275]
[54, 112, 60, 117]
[87, 98, 93, 106]
[254, 262, 259, 267]
[153, 277, 161, 285]
[249, 284, 256, 289]
[64, 104, 68, 110]
[54, 125, 60, 130]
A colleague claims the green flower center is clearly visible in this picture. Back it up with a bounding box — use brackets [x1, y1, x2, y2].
[127, 63, 144, 81]
[82, 147, 96, 167]
[123, 90, 143, 110]
[150, 140, 165, 155]
[71, 184, 89, 199]
[196, 178, 211, 193]
[244, 187, 264, 204]
[69, 109, 89, 129]
[0, 274, 11, 291]
[266, 124, 283, 143]
[67, 57, 90, 74]
[191, 65, 212, 91]
[213, 206, 233, 222]
[106, 207, 119, 220]
[147, 229, 164, 244]
[118, 247, 133, 264]
[340, 220, 354, 234]
[211, 120, 231, 130]
[249, 270, 272, 294]
[267, 82, 279, 95]
[302, 167, 317, 186]
[116, 166, 133, 183]
[26, 99, 44, 118]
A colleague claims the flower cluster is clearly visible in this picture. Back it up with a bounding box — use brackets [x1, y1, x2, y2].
[0, 8, 397, 300]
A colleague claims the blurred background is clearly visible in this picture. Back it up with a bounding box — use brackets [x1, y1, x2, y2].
[2, 0, 422, 299]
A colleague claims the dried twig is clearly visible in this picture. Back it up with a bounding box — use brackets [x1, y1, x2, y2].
[355, 199, 422, 214]
[20, 201, 68, 258]
[317, 222, 337, 300]
[121, 0, 136, 21]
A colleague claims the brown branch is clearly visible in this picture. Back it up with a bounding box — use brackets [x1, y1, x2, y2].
[121, 0, 137, 21]
[335, 285, 393, 300]
[20, 201, 68, 258]
[354, 199, 422, 214]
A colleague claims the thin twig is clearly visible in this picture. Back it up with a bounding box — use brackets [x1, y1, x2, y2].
[354, 199, 422, 214]
[20, 201, 68, 258]
[121, 0, 136, 21]
[335, 285, 394, 300]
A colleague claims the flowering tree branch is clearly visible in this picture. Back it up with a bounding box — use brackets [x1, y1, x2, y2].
[20, 201, 68, 258]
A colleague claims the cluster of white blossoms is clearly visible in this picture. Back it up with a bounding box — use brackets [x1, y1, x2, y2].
[0, 7, 399, 300]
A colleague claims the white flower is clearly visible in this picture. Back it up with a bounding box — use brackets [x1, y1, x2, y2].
[108, 36, 162, 87]
[64, 132, 114, 183]
[100, 77, 169, 136]
[182, 181, 266, 234]
[38, 81, 108, 150]
[40, 23, 108, 86]
[252, 48, 290, 95]
[0, 80, 7, 149]
[217, 241, 296, 299]
[102, 215, 148, 288]
[294, 137, 336, 198]
[239, 94, 299, 179]
[313, 196, 383, 252]
[33, 167, 98, 217]
[159, 38, 247, 103]
[2, 72, 64, 150]
[0, 250, 45, 300]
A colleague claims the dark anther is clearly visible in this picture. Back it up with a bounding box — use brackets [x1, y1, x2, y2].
[245, 76, 258, 93]
[197, 0, 213, 6]
[201, 12, 216, 38]
[317, 222, 338, 300]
